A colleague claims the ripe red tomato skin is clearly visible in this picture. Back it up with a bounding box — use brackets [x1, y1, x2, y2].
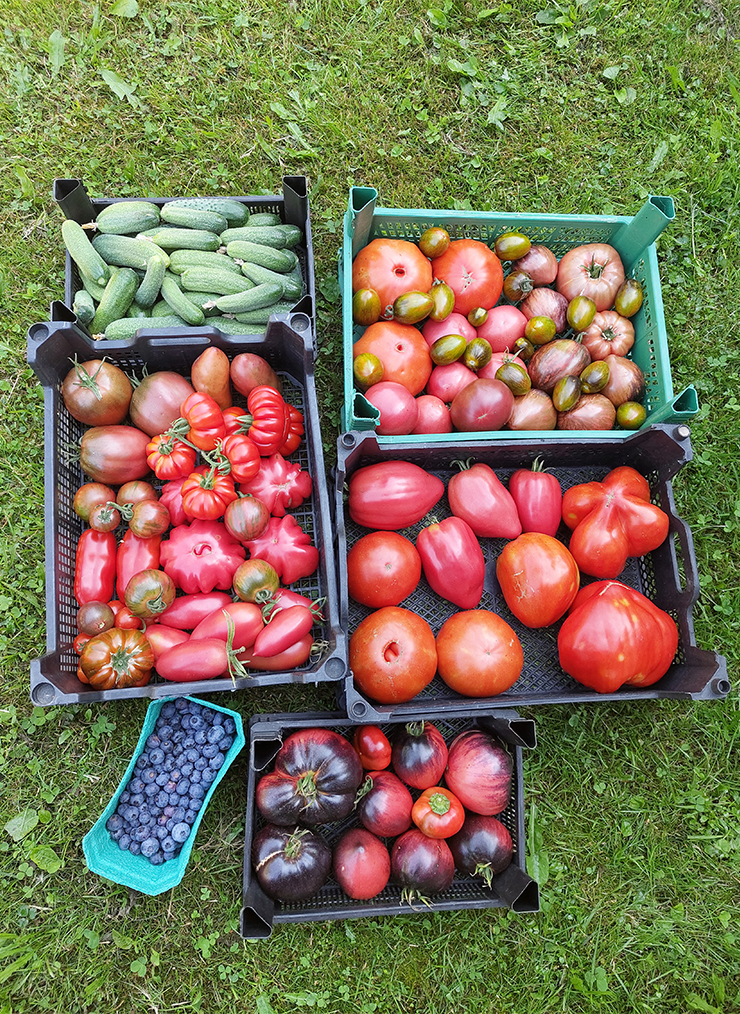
[143, 624, 190, 661]
[496, 533, 580, 628]
[365, 381, 419, 435]
[353, 320, 433, 397]
[74, 529, 117, 605]
[391, 722, 448, 791]
[349, 607, 438, 705]
[158, 592, 233, 631]
[357, 770, 413, 838]
[352, 238, 433, 313]
[558, 580, 679, 693]
[191, 601, 263, 653]
[156, 637, 229, 682]
[239, 634, 313, 671]
[353, 726, 392, 770]
[333, 828, 390, 901]
[251, 605, 314, 658]
[411, 787, 465, 839]
[116, 531, 162, 600]
[448, 463, 522, 539]
[411, 395, 452, 434]
[347, 532, 422, 608]
[416, 516, 485, 610]
[348, 462, 444, 531]
[432, 239, 504, 316]
[436, 610, 523, 698]
[508, 466, 563, 537]
[445, 730, 513, 816]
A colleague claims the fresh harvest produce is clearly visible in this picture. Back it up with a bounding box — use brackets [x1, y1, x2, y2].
[431, 239, 504, 315]
[447, 461, 521, 539]
[332, 829, 391, 900]
[391, 721, 449, 790]
[158, 591, 233, 630]
[155, 637, 234, 682]
[496, 534, 579, 628]
[556, 242, 625, 310]
[508, 458, 563, 537]
[251, 604, 316, 658]
[558, 580, 679, 692]
[76, 600, 115, 636]
[411, 787, 465, 839]
[561, 465, 669, 578]
[62, 359, 132, 425]
[391, 830, 455, 896]
[78, 628, 153, 689]
[105, 698, 237, 865]
[252, 825, 332, 902]
[129, 372, 195, 436]
[123, 568, 176, 619]
[348, 461, 444, 530]
[160, 520, 246, 593]
[242, 515, 319, 585]
[448, 814, 513, 884]
[353, 320, 432, 396]
[238, 453, 312, 516]
[416, 517, 485, 610]
[449, 378, 514, 432]
[349, 607, 438, 704]
[351, 238, 433, 312]
[79, 425, 150, 484]
[357, 770, 414, 837]
[445, 730, 513, 815]
[353, 725, 392, 770]
[74, 529, 117, 604]
[346, 531, 422, 608]
[365, 381, 419, 435]
[435, 610, 523, 697]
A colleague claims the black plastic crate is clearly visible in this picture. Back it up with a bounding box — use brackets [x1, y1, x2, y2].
[27, 317, 347, 706]
[240, 709, 539, 937]
[334, 426, 729, 721]
[53, 175, 317, 346]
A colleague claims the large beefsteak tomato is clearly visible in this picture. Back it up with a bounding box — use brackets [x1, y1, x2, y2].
[435, 610, 523, 697]
[349, 607, 437, 704]
[352, 238, 433, 314]
[353, 321, 433, 397]
[432, 239, 503, 316]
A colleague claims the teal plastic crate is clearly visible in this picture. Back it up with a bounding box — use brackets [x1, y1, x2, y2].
[340, 188, 698, 442]
[83, 696, 245, 896]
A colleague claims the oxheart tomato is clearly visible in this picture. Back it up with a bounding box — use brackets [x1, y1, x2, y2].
[445, 730, 512, 815]
[496, 533, 579, 628]
[416, 516, 484, 610]
[447, 462, 521, 539]
[352, 238, 433, 314]
[561, 465, 670, 578]
[556, 242, 626, 311]
[508, 458, 563, 537]
[558, 580, 679, 692]
[347, 531, 422, 608]
[348, 461, 444, 531]
[353, 321, 433, 397]
[436, 610, 523, 697]
[333, 828, 390, 901]
[357, 770, 413, 837]
[349, 607, 437, 704]
[432, 239, 503, 315]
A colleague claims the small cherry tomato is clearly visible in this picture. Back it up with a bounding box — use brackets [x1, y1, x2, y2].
[352, 288, 382, 326]
[73, 483, 116, 521]
[353, 726, 392, 770]
[411, 787, 466, 839]
[88, 501, 121, 533]
[566, 295, 597, 333]
[467, 307, 488, 327]
[129, 499, 171, 538]
[77, 601, 115, 635]
[418, 227, 450, 259]
[524, 316, 557, 346]
[616, 401, 647, 429]
[614, 278, 644, 318]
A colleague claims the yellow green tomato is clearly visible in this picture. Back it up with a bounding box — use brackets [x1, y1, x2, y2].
[353, 353, 384, 390]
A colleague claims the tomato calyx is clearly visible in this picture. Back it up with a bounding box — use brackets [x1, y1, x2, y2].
[585, 255, 609, 279]
[295, 771, 319, 805]
[355, 775, 374, 804]
[109, 644, 142, 678]
[473, 861, 494, 888]
[68, 355, 106, 401]
[400, 888, 433, 910]
[283, 828, 312, 861]
[427, 792, 452, 816]
[405, 720, 426, 738]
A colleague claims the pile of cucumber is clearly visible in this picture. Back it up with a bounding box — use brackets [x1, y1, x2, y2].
[62, 197, 304, 340]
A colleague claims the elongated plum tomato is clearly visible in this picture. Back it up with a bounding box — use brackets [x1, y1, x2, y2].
[333, 829, 390, 900]
[155, 637, 229, 682]
[432, 239, 504, 316]
[436, 610, 523, 698]
[411, 394, 452, 434]
[352, 238, 433, 313]
[353, 321, 432, 396]
[364, 381, 419, 435]
[349, 607, 437, 705]
[445, 729, 513, 815]
[347, 532, 422, 608]
[508, 460, 562, 537]
[143, 624, 190, 661]
[496, 533, 580, 628]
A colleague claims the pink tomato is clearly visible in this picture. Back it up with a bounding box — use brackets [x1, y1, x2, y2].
[475, 305, 528, 354]
[365, 381, 419, 435]
[426, 362, 477, 404]
[411, 395, 452, 433]
[477, 351, 528, 382]
[422, 312, 476, 346]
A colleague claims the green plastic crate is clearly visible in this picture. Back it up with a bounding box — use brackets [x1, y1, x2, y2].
[82, 696, 245, 896]
[340, 187, 698, 442]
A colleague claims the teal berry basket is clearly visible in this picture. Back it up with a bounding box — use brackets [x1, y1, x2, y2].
[340, 187, 699, 442]
[83, 696, 245, 896]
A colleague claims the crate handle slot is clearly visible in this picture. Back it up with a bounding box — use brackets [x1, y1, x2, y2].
[642, 386, 699, 427]
[348, 186, 378, 258]
[282, 174, 309, 230]
[494, 863, 540, 913]
[478, 714, 537, 750]
[240, 882, 276, 939]
[610, 194, 675, 269]
[53, 177, 97, 223]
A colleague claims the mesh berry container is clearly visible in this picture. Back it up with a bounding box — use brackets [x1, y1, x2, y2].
[334, 427, 729, 722]
[340, 186, 698, 440]
[240, 709, 538, 937]
[26, 317, 347, 706]
[53, 175, 317, 346]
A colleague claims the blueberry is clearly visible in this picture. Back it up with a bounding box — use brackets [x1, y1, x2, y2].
[184, 748, 199, 763]
[208, 753, 225, 771]
[194, 757, 208, 771]
[189, 784, 205, 801]
[155, 791, 169, 808]
[133, 825, 150, 842]
[165, 816, 175, 831]
[156, 772, 170, 787]
[129, 841, 142, 856]
[168, 792, 181, 806]
[172, 731, 186, 744]
[149, 852, 164, 866]
[184, 809, 198, 825]
[162, 850, 177, 862]
[157, 814, 169, 826]
[144, 782, 159, 798]
[207, 725, 226, 744]
[223, 718, 236, 734]
[211, 711, 224, 727]
[129, 777, 145, 794]
[172, 806, 186, 822]
[146, 734, 162, 750]
[163, 805, 175, 818]
[154, 826, 168, 841]
[129, 793, 145, 808]
[182, 736, 196, 750]
[134, 755, 148, 771]
[162, 835, 176, 852]
[188, 714, 205, 730]
[109, 827, 124, 842]
[201, 767, 218, 785]
[160, 740, 174, 755]
[157, 724, 173, 739]
[140, 836, 158, 856]
[189, 771, 202, 785]
[119, 834, 132, 851]
[161, 703, 176, 719]
[174, 698, 188, 712]
[163, 757, 175, 772]
[221, 736, 234, 752]
[119, 791, 131, 804]
[181, 763, 194, 778]
[194, 729, 207, 746]
[149, 748, 165, 766]
[172, 822, 191, 843]
[178, 779, 191, 796]
[106, 814, 124, 833]
[202, 743, 219, 759]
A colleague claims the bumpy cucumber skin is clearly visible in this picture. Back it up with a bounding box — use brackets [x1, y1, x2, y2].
[165, 198, 249, 226]
[103, 314, 186, 340]
[159, 204, 229, 234]
[96, 201, 161, 235]
[226, 240, 297, 273]
[219, 225, 287, 248]
[161, 275, 206, 326]
[247, 212, 282, 227]
[208, 316, 267, 336]
[72, 289, 96, 324]
[180, 268, 254, 296]
[127, 304, 152, 318]
[179, 292, 223, 316]
[62, 220, 110, 286]
[78, 270, 108, 302]
[91, 267, 139, 334]
[276, 224, 303, 248]
[241, 262, 302, 299]
[92, 233, 171, 270]
[134, 254, 166, 308]
[146, 228, 221, 251]
[234, 300, 297, 323]
[214, 282, 284, 313]
[168, 249, 240, 275]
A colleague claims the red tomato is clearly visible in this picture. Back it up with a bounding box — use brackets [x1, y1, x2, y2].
[156, 637, 229, 682]
[496, 534, 580, 628]
[357, 770, 413, 837]
[144, 624, 190, 661]
[333, 828, 390, 901]
[364, 381, 419, 435]
[411, 787, 465, 839]
[352, 238, 433, 313]
[447, 462, 521, 539]
[391, 721, 448, 790]
[450, 378, 514, 432]
[353, 726, 392, 770]
[353, 321, 433, 397]
[508, 460, 563, 537]
[239, 634, 313, 671]
[416, 516, 484, 610]
[191, 601, 263, 654]
[556, 243, 626, 311]
[348, 462, 444, 531]
[347, 532, 422, 608]
[475, 305, 527, 353]
[251, 605, 314, 658]
[432, 239, 503, 315]
[558, 580, 679, 692]
[158, 591, 233, 631]
[349, 607, 437, 704]
[411, 395, 452, 434]
[436, 610, 523, 697]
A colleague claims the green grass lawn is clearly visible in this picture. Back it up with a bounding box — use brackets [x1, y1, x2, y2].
[1, 0, 739, 1011]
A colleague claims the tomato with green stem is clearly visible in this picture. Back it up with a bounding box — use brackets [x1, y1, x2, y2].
[124, 569, 176, 619]
[412, 787, 465, 839]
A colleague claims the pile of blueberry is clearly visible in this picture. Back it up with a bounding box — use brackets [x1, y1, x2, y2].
[105, 698, 236, 866]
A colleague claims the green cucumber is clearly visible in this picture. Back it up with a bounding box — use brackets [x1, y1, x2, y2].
[127, 304, 151, 318]
[103, 314, 186, 340]
[62, 220, 110, 286]
[209, 316, 267, 336]
[92, 233, 171, 270]
[151, 299, 174, 317]
[79, 270, 108, 302]
[226, 240, 298, 273]
[240, 261, 303, 299]
[161, 275, 206, 326]
[72, 289, 96, 325]
[90, 268, 139, 334]
[165, 198, 249, 226]
[159, 204, 228, 233]
[214, 282, 284, 314]
[234, 301, 297, 323]
[179, 291, 223, 316]
[168, 249, 240, 275]
[275, 224, 303, 248]
[180, 267, 254, 296]
[219, 225, 287, 248]
[96, 201, 160, 235]
[247, 212, 282, 227]
[134, 254, 166, 308]
[164, 270, 184, 289]
[145, 227, 221, 251]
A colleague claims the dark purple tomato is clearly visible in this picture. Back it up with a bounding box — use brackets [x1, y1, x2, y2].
[445, 730, 512, 816]
[333, 828, 391, 900]
[357, 770, 414, 838]
[391, 829, 455, 896]
[448, 814, 513, 887]
[391, 721, 448, 791]
[252, 824, 331, 903]
[255, 729, 364, 826]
